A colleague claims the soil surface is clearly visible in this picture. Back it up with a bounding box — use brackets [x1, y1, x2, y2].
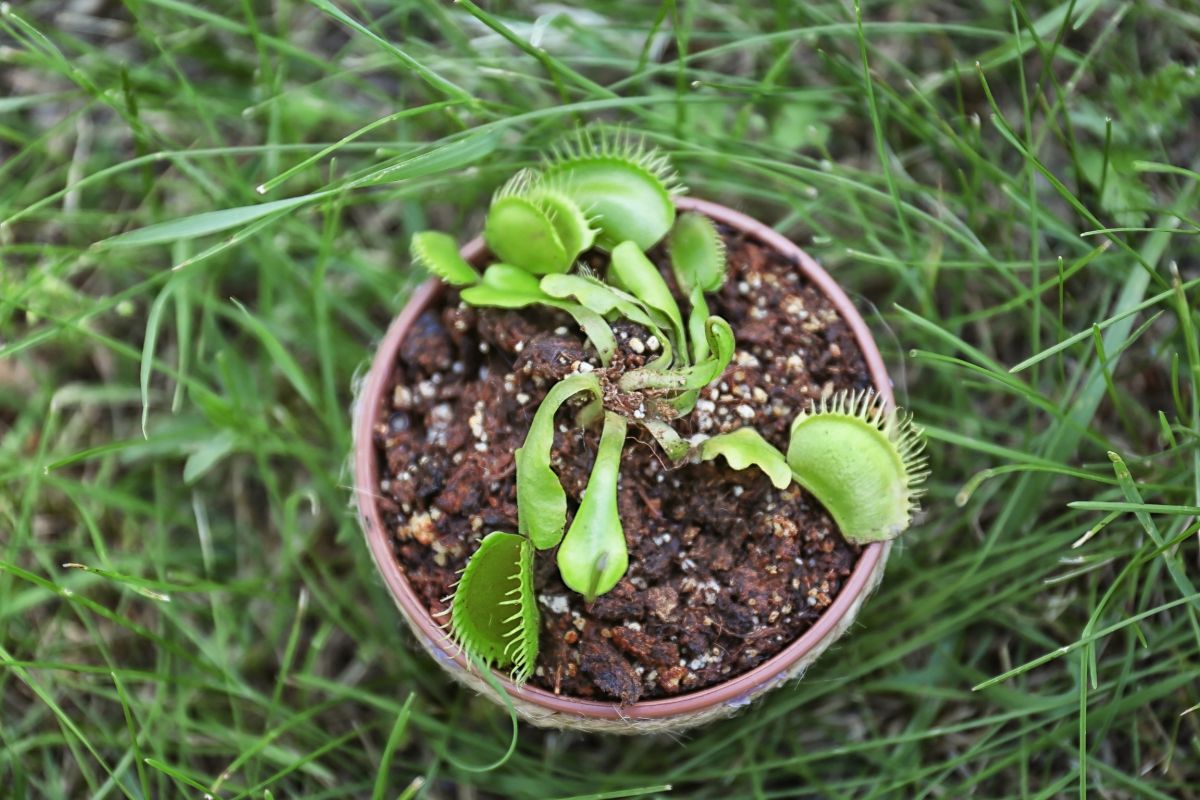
[373, 227, 871, 704]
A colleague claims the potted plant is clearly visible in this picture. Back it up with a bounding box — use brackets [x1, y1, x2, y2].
[353, 130, 928, 733]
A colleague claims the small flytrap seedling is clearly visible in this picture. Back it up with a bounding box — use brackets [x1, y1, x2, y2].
[410, 130, 929, 683]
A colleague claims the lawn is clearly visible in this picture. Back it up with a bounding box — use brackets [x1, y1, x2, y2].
[1, 0, 1198, 797]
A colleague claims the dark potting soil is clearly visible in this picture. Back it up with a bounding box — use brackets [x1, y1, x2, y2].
[372, 227, 871, 704]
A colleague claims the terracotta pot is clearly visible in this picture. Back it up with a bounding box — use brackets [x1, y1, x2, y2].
[353, 197, 893, 734]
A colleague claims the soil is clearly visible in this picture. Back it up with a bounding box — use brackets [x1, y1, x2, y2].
[372, 226, 871, 705]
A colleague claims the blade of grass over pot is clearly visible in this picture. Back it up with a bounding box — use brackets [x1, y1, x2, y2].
[462, 265, 616, 364]
[668, 211, 727, 295]
[449, 532, 539, 682]
[557, 412, 629, 601]
[695, 428, 791, 490]
[349, 128, 501, 188]
[608, 240, 687, 361]
[515, 374, 603, 550]
[410, 231, 479, 286]
[101, 130, 503, 247]
[542, 129, 683, 250]
[787, 390, 929, 544]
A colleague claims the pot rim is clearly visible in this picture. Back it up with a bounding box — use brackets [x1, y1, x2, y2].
[354, 197, 892, 721]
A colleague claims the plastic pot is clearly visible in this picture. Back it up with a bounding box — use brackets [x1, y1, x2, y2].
[353, 197, 893, 734]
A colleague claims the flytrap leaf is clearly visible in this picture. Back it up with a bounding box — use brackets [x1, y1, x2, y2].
[641, 419, 690, 460]
[668, 212, 727, 295]
[483, 169, 595, 275]
[557, 412, 629, 601]
[410, 231, 479, 286]
[682, 315, 735, 388]
[459, 262, 545, 306]
[516, 373, 602, 550]
[540, 273, 675, 370]
[461, 265, 616, 364]
[687, 287, 711, 363]
[449, 531, 539, 682]
[695, 428, 791, 489]
[484, 194, 571, 275]
[542, 130, 683, 251]
[458, 266, 552, 309]
[669, 211, 726, 364]
[787, 390, 929, 544]
[609, 241, 687, 361]
[540, 273, 657, 329]
[530, 183, 597, 260]
[617, 315, 734, 396]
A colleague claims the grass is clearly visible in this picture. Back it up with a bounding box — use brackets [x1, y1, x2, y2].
[1, 0, 1198, 796]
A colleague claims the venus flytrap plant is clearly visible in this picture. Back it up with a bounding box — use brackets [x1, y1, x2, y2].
[540, 273, 677, 371]
[412, 130, 928, 682]
[695, 390, 929, 545]
[459, 264, 618, 365]
[483, 169, 598, 274]
[448, 531, 539, 682]
[668, 212, 727, 296]
[616, 313, 734, 422]
[786, 390, 930, 544]
[541, 129, 683, 250]
[608, 241, 689, 363]
[410, 230, 480, 286]
[556, 412, 630, 601]
[695, 427, 792, 490]
[669, 212, 727, 363]
[515, 373, 602, 550]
